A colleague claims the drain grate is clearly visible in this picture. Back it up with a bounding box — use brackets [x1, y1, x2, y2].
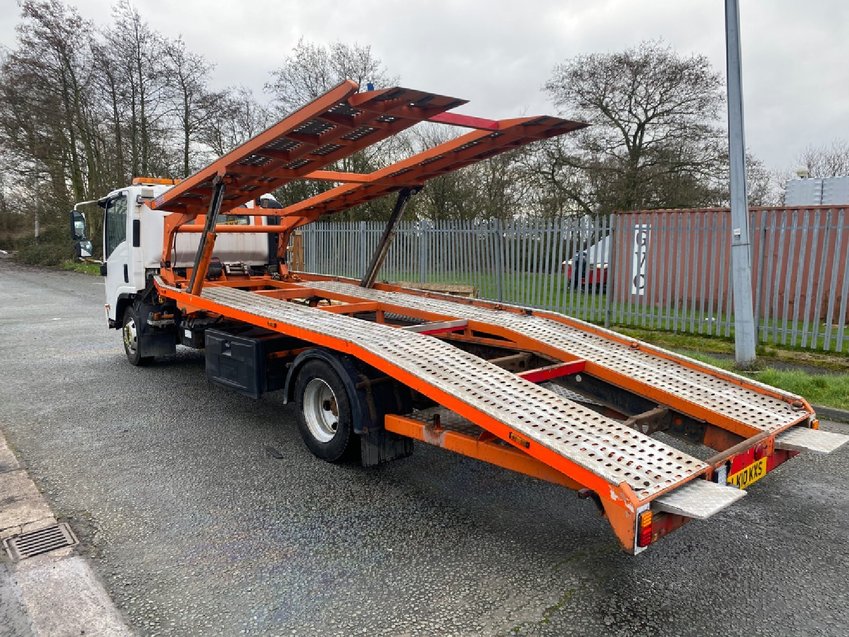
[3, 523, 78, 561]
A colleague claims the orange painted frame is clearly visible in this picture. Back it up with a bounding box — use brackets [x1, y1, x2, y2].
[154, 82, 467, 272]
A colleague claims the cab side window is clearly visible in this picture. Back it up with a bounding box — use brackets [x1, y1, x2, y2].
[104, 195, 127, 259]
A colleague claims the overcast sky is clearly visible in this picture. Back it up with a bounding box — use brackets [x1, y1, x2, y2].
[1, 0, 847, 173]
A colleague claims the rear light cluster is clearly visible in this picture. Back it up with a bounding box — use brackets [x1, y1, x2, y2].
[637, 510, 653, 547]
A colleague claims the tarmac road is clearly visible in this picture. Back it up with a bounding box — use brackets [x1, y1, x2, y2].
[1, 257, 848, 637]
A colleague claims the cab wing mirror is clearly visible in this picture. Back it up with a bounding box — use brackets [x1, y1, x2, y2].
[70, 210, 87, 241]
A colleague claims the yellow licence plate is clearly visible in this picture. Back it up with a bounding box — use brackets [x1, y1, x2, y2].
[727, 457, 768, 490]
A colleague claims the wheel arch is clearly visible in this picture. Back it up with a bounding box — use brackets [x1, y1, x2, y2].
[284, 348, 370, 434]
[110, 293, 136, 329]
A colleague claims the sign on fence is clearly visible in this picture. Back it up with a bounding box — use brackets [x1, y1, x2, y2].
[630, 224, 651, 296]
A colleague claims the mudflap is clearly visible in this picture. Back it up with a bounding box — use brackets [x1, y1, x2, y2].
[360, 429, 414, 467]
[136, 300, 177, 359]
[139, 330, 177, 358]
[352, 356, 414, 467]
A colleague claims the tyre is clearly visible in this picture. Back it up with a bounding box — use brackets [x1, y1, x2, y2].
[294, 359, 355, 462]
[122, 305, 153, 366]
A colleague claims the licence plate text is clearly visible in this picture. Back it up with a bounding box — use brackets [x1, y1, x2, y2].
[727, 456, 768, 490]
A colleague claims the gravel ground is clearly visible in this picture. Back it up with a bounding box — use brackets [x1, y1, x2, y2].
[1, 257, 848, 636]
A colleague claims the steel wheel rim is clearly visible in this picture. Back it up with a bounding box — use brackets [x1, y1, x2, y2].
[303, 378, 339, 443]
[123, 316, 138, 355]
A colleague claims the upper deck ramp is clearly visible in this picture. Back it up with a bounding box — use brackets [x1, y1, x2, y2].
[150, 81, 467, 216]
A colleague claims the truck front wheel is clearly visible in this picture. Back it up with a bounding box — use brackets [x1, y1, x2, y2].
[294, 359, 355, 462]
[122, 305, 153, 366]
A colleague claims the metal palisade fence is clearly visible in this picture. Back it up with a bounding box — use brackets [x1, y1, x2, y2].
[296, 205, 849, 353]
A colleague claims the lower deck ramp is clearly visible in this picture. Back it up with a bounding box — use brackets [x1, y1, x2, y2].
[306, 280, 808, 435]
[197, 285, 707, 501]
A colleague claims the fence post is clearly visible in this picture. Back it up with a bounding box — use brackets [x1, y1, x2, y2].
[358, 221, 366, 275]
[495, 218, 504, 302]
[754, 210, 766, 341]
[419, 224, 428, 284]
[605, 214, 617, 328]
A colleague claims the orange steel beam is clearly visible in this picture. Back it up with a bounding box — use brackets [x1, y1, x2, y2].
[187, 177, 226, 296]
[518, 360, 586, 383]
[427, 112, 499, 130]
[302, 170, 374, 183]
[384, 415, 583, 490]
[176, 224, 291, 233]
[274, 116, 587, 229]
[204, 278, 281, 289]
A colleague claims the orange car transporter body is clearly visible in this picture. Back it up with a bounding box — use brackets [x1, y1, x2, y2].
[71, 80, 847, 554]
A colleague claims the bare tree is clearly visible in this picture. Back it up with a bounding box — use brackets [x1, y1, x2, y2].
[743, 152, 780, 206]
[797, 139, 849, 178]
[102, 0, 174, 176]
[265, 38, 396, 113]
[163, 38, 212, 176]
[543, 40, 727, 215]
[404, 125, 478, 221]
[197, 86, 272, 158]
[263, 39, 406, 219]
[0, 0, 100, 209]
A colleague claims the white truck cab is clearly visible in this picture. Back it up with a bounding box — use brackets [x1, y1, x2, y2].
[72, 178, 282, 360]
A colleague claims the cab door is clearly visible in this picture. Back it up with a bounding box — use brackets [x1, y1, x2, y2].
[102, 193, 132, 323]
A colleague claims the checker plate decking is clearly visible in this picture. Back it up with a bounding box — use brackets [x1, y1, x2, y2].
[199, 285, 707, 500]
[652, 479, 746, 519]
[307, 281, 806, 433]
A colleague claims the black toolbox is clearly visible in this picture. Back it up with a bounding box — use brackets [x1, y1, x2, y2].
[204, 326, 296, 398]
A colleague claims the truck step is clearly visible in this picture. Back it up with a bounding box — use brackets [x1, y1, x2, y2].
[775, 427, 849, 453]
[653, 479, 746, 519]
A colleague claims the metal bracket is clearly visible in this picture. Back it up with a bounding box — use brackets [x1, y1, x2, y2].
[187, 176, 226, 295]
[622, 406, 671, 435]
[360, 187, 419, 288]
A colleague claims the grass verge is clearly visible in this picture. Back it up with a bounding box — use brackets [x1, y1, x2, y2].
[754, 369, 849, 411]
[702, 354, 849, 410]
[626, 334, 849, 411]
[60, 260, 101, 275]
[618, 326, 849, 373]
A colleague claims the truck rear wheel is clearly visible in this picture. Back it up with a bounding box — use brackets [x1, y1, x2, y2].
[294, 359, 355, 462]
[122, 305, 153, 366]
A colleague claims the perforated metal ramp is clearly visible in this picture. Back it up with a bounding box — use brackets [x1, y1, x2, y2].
[307, 281, 807, 434]
[195, 285, 708, 500]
